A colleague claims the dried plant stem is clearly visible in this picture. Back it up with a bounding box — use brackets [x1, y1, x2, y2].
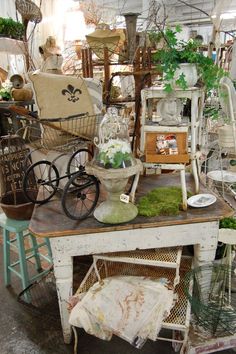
[176, 0, 209, 18]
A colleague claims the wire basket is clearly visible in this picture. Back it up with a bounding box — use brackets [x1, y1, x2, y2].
[184, 263, 236, 337]
[17, 113, 103, 153]
[17, 269, 59, 319]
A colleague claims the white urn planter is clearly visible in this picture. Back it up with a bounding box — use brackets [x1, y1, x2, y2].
[219, 228, 236, 245]
[218, 125, 236, 150]
[85, 159, 143, 224]
[89, 106, 143, 224]
[174, 63, 198, 88]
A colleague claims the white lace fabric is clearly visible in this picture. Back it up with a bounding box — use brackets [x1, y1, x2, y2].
[69, 275, 175, 348]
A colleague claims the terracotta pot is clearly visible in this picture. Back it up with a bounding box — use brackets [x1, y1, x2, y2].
[0, 189, 36, 220]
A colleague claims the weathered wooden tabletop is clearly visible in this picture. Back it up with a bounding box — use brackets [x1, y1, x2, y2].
[29, 173, 234, 238]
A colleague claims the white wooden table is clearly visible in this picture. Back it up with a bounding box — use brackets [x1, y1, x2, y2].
[29, 174, 233, 345]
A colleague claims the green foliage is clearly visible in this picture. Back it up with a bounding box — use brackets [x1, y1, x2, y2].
[219, 217, 236, 230]
[230, 160, 236, 167]
[137, 186, 192, 217]
[98, 151, 131, 169]
[0, 17, 24, 40]
[153, 26, 226, 94]
[0, 89, 11, 101]
[175, 73, 188, 91]
[148, 31, 163, 46]
[203, 106, 219, 120]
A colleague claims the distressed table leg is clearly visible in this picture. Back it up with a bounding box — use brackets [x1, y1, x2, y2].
[193, 221, 219, 267]
[183, 222, 219, 354]
[50, 238, 73, 344]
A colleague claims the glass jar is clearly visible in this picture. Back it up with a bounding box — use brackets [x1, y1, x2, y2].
[94, 107, 135, 169]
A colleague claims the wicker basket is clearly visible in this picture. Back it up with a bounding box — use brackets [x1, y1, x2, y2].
[16, 113, 103, 153]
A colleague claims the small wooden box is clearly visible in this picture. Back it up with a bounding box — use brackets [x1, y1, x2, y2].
[145, 127, 189, 163]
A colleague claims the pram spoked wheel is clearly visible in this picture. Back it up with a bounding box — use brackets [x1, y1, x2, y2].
[62, 172, 99, 220]
[66, 148, 93, 185]
[23, 160, 60, 204]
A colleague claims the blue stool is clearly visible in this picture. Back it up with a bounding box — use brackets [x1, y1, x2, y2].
[0, 213, 52, 301]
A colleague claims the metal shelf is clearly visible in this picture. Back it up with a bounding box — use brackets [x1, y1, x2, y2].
[93, 247, 183, 286]
[75, 254, 192, 353]
[157, 256, 192, 354]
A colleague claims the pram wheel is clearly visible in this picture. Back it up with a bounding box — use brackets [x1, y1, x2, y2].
[23, 160, 60, 204]
[62, 172, 99, 220]
[67, 148, 93, 185]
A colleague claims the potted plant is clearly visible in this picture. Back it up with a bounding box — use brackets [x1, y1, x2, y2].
[85, 107, 143, 224]
[0, 79, 12, 101]
[97, 138, 132, 169]
[187, 217, 235, 261]
[219, 217, 236, 242]
[0, 17, 24, 40]
[217, 217, 236, 263]
[153, 25, 226, 94]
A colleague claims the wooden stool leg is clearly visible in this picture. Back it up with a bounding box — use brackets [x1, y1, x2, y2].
[29, 234, 42, 272]
[3, 229, 11, 286]
[16, 232, 30, 291]
[180, 168, 187, 211]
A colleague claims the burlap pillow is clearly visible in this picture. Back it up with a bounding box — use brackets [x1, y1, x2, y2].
[84, 78, 103, 113]
[28, 71, 96, 140]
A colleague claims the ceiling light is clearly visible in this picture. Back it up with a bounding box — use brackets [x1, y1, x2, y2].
[220, 13, 236, 19]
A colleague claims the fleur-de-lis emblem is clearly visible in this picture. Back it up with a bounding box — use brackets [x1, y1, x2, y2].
[61, 85, 82, 102]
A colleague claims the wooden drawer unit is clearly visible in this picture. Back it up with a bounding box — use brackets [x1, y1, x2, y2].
[144, 126, 189, 163]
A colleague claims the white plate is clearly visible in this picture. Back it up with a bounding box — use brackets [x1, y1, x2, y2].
[207, 170, 236, 183]
[187, 194, 217, 208]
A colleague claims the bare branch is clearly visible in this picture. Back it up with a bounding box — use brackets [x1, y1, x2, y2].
[176, 0, 209, 18]
[80, 0, 102, 26]
[145, 0, 168, 32]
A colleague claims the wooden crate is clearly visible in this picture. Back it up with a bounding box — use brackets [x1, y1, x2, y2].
[145, 129, 189, 163]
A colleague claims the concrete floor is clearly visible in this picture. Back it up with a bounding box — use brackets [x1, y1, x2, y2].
[1, 246, 236, 354]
